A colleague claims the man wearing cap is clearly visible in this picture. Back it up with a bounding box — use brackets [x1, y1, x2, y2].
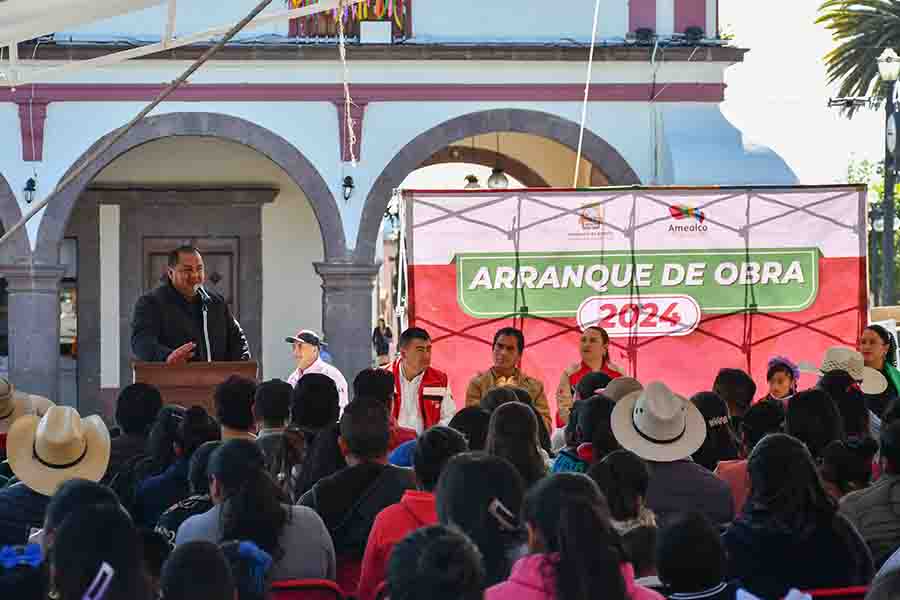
[286, 330, 349, 410]
[610, 381, 734, 527]
[386, 327, 456, 434]
[0, 406, 110, 545]
[131, 245, 250, 364]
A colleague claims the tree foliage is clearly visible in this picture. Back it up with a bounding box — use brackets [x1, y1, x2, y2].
[817, 0, 900, 116]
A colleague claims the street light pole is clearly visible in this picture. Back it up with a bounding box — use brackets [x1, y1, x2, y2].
[871, 205, 882, 301]
[878, 49, 900, 305]
[885, 81, 896, 305]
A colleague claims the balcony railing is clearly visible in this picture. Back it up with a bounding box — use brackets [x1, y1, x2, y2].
[287, 0, 412, 42]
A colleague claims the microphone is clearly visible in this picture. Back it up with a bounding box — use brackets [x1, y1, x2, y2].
[197, 286, 211, 306]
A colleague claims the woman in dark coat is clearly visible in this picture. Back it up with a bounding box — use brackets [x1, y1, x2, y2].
[372, 318, 393, 366]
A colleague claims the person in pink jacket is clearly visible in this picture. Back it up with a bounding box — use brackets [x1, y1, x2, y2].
[486, 473, 664, 600]
[356, 427, 468, 600]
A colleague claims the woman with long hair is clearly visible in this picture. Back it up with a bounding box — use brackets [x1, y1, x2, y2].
[690, 392, 740, 471]
[51, 504, 152, 600]
[134, 405, 220, 527]
[722, 433, 873, 598]
[820, 438, 879, 498]
[861, 324, 900, 418]
[817, 371, 872, 440]
[486, 472, 661, 600]
[785, 389, 846, 460]
[556, 326, 623, 427]
[175, 439, 336, 581]
[435, 453, 525, 585]
[482, 387, 554, 458]
[486, 402, 547, 488]
[290, 374, 346, 497]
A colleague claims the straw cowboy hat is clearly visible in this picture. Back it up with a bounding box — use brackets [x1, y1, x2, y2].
[611, 381, 707, 462]
[0, 379, 27, 434]
[0, 378, 56, 434]
[7, 406, 110, 496]
[799, 346, 887, 395]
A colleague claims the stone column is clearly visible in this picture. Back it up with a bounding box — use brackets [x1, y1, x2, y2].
[3, 264, 66, 402]
[314, 261, 380, 388]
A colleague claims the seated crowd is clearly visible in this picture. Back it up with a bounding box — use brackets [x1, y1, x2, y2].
[3, 323, 900, 600]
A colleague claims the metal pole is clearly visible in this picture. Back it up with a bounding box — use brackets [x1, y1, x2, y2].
[871, 217, 880, 302]
[884, 80, 897, 305]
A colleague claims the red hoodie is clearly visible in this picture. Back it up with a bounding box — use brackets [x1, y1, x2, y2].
[357, 490, 437, 600]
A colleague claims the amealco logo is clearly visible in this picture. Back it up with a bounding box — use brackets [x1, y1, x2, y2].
[668, 205, 708, 233]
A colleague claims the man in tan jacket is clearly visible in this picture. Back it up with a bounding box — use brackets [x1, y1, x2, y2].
[465, 327, 551, 431]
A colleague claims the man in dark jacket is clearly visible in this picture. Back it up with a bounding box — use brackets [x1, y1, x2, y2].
[131, 246, 250, 363]
[299, 395, 415, 562]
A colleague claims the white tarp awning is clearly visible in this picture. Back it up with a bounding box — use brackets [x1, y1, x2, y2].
[0, 0, 356, 87]
[0, 0, 166, 48]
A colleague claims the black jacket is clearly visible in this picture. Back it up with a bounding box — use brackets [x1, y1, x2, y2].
[298, 462, 415, 559]
[722, 507, 873, 599]
[131, 280, 250, 362]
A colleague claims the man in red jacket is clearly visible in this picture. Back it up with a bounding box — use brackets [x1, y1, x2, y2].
[357, 426, 468, 600]
[388, 328, 457, 433]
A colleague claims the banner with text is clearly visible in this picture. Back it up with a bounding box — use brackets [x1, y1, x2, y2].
[405, 187, 867, 413]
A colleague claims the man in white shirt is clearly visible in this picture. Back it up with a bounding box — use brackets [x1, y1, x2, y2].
[286, 330, 349, 410]
[388, 327, 456, 433]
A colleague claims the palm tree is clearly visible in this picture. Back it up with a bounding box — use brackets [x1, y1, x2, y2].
[817, 0, 900, 115]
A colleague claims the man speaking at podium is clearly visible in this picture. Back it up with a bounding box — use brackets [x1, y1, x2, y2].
[131, 246, 250, 364]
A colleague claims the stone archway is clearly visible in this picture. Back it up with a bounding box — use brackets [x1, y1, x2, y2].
[421, 146, 550, 188]
[355, 108, 641, 262]
[35, 112, 346, 263]
[0, 174, 32, 263]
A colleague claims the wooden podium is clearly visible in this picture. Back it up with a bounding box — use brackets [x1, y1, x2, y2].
[133, 361, 259, 414]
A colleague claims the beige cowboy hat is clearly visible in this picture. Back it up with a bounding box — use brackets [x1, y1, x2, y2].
[611, 381, 707, 462]
[603, 377, 644, 403]
[0, 378, 56, 434]
[0, 378, 27, 434]
[7, 406, 111, 496]
[799, 346, 887, 395]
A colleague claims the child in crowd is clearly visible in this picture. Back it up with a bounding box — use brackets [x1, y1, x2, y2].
[221, 541, 274, 600]
[759, 356, 799, 404]
[589, 450, 659, 587]
[387, 525, 484, 600]
[657, 512, 738, 600]
[160, 541, 236, 600]
[552, 400, 585, 473]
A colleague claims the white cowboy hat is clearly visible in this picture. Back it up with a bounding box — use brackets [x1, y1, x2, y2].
[799, 346, 887, 395]
[611, 381, 707, 462]
[7, 406, 110, 496]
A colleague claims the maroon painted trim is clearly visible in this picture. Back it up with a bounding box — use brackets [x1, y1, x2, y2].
[2, 82, 726, 104]
[630, 0, 657, 33]
[16, 99, 49, 162]
[333, 101, 367, 162]
[675, 0, 707, 35]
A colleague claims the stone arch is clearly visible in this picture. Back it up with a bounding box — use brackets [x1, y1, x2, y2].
[0, 174, 31, 263]
[355, 108, 641, 262]
[35, 112, 346, 263]
[421, 146, 550, 188]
